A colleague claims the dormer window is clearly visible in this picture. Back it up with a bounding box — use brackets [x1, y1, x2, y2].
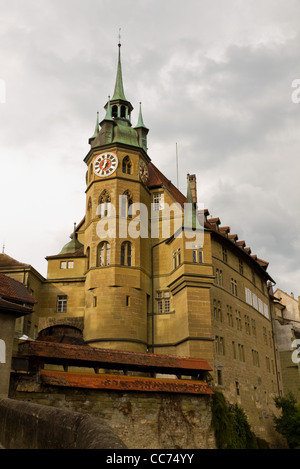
[153, 192, 164, 211]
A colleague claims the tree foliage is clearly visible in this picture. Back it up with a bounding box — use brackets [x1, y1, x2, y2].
[211, 390, 269, 449]
[273, 392, 300, 449]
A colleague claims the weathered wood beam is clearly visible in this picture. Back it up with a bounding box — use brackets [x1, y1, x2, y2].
[40, 370, 214, 395]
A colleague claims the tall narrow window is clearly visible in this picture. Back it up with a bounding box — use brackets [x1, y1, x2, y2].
[222, 246, 227, 263]
[98, 191, 111, 218]
[121, 242, 132, 266]
[231, 278, 237, 296]
[121, 191, 133, 218]
[192, 246, 203, 263]
[177, 248, 181, 266]
[86, 247, 90, 271]
[173, 248, 181, 268]
[0, 339, 6, 364]
[120, 105, 126, 118]
[98, 241, 110, 266]
[112, 105, 118, 118]
[122, 156, 132, 174]
[173, 251, 177, 269]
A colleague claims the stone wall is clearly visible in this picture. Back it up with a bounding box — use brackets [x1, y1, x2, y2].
[9, 374, 216, 449]
[0, 397, 126, 449]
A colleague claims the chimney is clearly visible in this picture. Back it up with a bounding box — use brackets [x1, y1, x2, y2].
[188, 174, 197, 205]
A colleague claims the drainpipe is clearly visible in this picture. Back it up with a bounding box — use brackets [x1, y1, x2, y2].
[150, 238, 169, 353]
[268, 281, 282, 396]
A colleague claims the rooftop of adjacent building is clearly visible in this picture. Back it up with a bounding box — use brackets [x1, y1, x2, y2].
[0, 272, 36, 316]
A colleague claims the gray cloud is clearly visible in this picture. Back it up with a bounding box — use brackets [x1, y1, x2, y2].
[0, 0, 299, 297]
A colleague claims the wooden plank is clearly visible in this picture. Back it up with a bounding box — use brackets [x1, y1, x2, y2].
[40, 370, 214, 395]
[19, 341, 212, 374]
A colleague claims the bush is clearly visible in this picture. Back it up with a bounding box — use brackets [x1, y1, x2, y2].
[273, 392, 300, 449]
[211, 390, 269, 449]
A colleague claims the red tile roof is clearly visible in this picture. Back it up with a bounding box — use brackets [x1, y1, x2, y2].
[147, 162, 186, 206]
[0, 273, 36, 306]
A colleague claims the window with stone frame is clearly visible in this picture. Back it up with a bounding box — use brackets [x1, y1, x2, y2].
[121, 241, 132, 266]
[192, 245, 203, 263]
[98, 190, 111, 218]
[120, 191, 133, 218]
[122, 156, 132, 174]
[56, 295, 68, 313]
[153, 192, 164, 211]
[98, 241, 111, 266]
[231, 278, 237, 296]
[156, 290, 170, 314]
[215, 336, 225, 355]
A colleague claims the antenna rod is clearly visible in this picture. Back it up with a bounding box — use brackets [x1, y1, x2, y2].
[176, 142, 179, 188]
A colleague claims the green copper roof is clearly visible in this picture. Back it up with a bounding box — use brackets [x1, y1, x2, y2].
[90, 111, 99, 139]
[113, 122, 139, 146]
[102, 98, 114, 122]
[135, 102, 148, 129]
[111, 44, 127, 101]
[59, 231, 84, 255]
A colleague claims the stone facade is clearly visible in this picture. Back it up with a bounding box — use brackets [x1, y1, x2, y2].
[9, 374, 215, 450]
[273, 289, 300, 403]
[0, 44, 285, 446]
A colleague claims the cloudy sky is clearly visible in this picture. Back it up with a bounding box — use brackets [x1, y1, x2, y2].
[0, 0, 299, 298]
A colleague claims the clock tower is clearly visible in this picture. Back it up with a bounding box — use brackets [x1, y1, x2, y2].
[80, 43, 152, 352]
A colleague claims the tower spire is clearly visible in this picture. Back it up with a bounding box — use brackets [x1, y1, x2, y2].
[135, 102, 147, 129]
[88, 111, 100, 144]
[111, 37, 126, 101]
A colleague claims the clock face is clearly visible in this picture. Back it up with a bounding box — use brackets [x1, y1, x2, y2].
[93, 152, 118, 177]
[139, 160, 149, 184]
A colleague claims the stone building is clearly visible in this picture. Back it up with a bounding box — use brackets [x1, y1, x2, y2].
[0, 44, 283, 443]
[0, 273, 35, 397]
[273, 289, 300, 403]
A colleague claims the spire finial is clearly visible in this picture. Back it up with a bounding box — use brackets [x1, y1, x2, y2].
[2, 241, 5, 254]
[111, 35, 126, 101]
[118, 28, 121, 48]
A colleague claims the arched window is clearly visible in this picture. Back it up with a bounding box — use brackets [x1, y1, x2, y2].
[98, 241, 111, 266]
[98, 190, 111, 218]
[122, 156, 132, 174]
[86, 247, 90, 271]
[112, 105, 118, 118]
[121, 190, 133, 218]
[173, 248, 181, 269]
[121, 241, 132, 266]
[0, 339, 6, 364]
[120, 105, 126, 118]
